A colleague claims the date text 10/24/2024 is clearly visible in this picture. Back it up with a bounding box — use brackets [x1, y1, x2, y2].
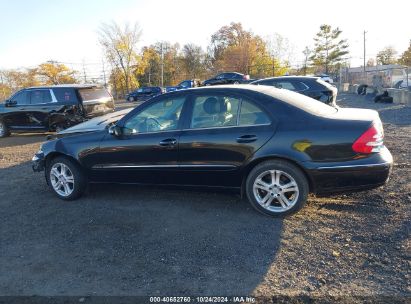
[149, 296, 256, 303]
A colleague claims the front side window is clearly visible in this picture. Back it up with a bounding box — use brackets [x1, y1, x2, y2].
[30, 90, 52, 104]
[11, 90, 29, 105]
[78, 88, 111, 101]
[124, 97, 185, 134]
[191, 95, 240, 129]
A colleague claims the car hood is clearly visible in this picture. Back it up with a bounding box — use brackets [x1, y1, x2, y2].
[58, 108, 132, 135]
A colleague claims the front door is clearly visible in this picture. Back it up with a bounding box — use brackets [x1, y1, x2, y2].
[177, 92, 275, 187]
[3, 90, 31, 129]
[89, 94, 187, 184]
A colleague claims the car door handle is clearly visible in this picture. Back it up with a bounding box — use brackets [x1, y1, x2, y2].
[159, 138, 177, 146]
[236, 135, 258, 143]
[19, 108, 26, 110]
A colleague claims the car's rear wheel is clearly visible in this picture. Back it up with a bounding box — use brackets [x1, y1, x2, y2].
[246, 160, 309, 217]
[46, 156, 86, 200]
[128, 96, 135, 102]
[233, 81, 240, 84]
[0, 120, 10, 138]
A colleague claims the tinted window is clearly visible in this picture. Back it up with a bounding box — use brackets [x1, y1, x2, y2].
[11, 90, 29, 105]
[30, 90, 52, 104]
[233, 73, 243, 79]
[179, 81, 190, 88]
[191, 95, 240, 129]
[239, 100, 270, 125]
[216, 74, 226, 79]
[78, 88, 111, 101]
[53, 88, 78, 102]
[124, 97, 185, 134]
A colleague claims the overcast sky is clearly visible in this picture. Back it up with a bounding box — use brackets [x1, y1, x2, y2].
[0, 0, 410, 77]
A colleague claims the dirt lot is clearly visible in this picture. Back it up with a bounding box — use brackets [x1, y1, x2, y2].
[0, 94, 410, 302]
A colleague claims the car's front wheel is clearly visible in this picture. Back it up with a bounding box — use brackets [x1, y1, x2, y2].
[46, 156, 87, 200]
[246, 160, 309, 217]
[0, 120, 10, 138]
[128, 96, 135, 102]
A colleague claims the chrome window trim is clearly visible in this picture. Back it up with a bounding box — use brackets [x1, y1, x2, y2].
[92, 164, 237, 169]
[317, 162, 391, 170]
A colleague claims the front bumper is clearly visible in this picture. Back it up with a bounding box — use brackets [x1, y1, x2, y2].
[32, 152, 45, 172]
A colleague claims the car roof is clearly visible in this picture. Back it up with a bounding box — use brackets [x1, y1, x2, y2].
[25, 84, 103, 90]
[252, 76, 319, 82]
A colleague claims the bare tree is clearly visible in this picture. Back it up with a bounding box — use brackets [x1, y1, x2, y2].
[98, 21, 142, 94]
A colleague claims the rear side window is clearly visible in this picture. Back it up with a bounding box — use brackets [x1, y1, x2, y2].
[78, 88, 111, 101]
[239, 101, 270, 125]
[53, 88, 78, 103]
[30, 90, 52, 104]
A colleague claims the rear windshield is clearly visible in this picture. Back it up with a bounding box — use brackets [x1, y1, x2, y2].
[260, 86, 337, 116]
[78, 88, 111, 101]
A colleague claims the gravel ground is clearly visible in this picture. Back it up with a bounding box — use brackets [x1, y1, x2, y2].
[0, 93, 410, 302]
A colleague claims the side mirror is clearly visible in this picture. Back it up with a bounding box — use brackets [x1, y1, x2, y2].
[5, 100, 17, 107]
[108, 125, 122, 137]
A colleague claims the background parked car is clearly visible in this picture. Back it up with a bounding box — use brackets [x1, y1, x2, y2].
[0, 84, 114, 137]
[126, 86, 164, 102]
[202, 72, 251, 86]
[315, 73, 334, 84]
[251, 76, 338, 106]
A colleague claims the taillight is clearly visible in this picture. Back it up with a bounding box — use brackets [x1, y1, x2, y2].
[352, 123, 384, 154]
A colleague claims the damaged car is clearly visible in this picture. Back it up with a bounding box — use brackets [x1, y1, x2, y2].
[0, 84, 115, 137]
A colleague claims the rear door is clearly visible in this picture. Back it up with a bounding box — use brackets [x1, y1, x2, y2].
[77, 87, 114, 118]
[177, 91, 275, 187]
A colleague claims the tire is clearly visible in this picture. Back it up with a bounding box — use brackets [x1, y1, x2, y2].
[245, 160, 309, 217]
[46, 156, 87, 200]
[233, 81, 240, 84]
[0, 120, 10, 138]
[128, 96, 135, 102]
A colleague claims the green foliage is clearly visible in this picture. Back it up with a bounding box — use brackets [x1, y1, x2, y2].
[310, 24, 349, 74]
[376, 46, 397, 65]
[398, 41, 411, 66]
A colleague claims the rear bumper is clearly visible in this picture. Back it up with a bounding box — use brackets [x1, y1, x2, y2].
[306, 147, 393, 194]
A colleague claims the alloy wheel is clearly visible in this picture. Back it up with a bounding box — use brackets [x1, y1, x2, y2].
[50, 162, 75, 197]
[253, 169, 299, 212]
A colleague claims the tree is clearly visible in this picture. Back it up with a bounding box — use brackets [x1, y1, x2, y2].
[98, 21, 142, 95]
[398, 40, 411, 66]
[376, 46, 397, 65]
[181, 43, 205, 78]
[366, 58, 375, 67]
[302, 47, 311, 75]
[36, 62, 77, 85]
[208, 22, 279, 77]
[310, 24, 349, 74]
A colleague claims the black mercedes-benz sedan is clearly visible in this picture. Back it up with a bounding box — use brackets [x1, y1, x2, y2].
[32, 85, 392, 217]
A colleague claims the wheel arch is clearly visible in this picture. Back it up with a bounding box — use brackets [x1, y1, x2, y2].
[45, 151, 82, 169]
[241, 155, 315, 197]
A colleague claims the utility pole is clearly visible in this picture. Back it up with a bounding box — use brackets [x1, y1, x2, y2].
[82, 60, 87, 84]
[102, 59, 107, 88]
[160, 42, 164, 87]
[363, 30, 367, 79]
[303, 47, 310, 76]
